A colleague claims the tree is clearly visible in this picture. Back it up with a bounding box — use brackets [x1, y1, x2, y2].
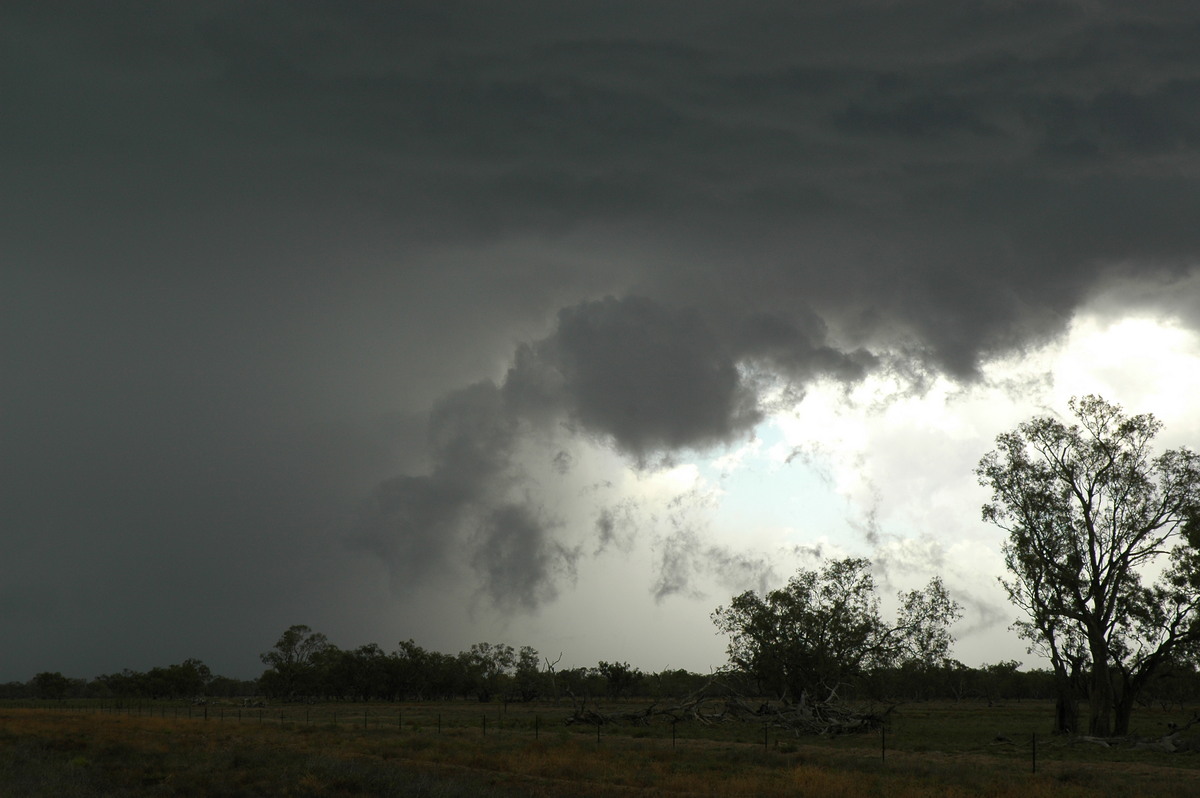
[712, 557, 961, 703]
[392, 639, 433, 700]
[261, 625, 331, 670]
[513, 646, 544, 702]
[94, 669, 146, 698]
[143, 659, 213, 698]
[424, 650, 466, 700]
[978, 395, 1200, 736]
[31, 671, 70, 701]
[460, 642, 516, 702]
[259, 625, 332, 699]
[596, 660, 643, 698]
[318, 644, 389, 701]
[542, 652, 564, 703]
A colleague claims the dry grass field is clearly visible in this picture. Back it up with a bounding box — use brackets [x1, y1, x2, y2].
[3, 700, 1200, 796]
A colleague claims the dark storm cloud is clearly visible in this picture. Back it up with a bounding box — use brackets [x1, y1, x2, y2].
[506, 297, 873, 458]
[472, 503, 579, 612]
[6, 0, 1200, 677]
[350, 381, 531, 594]
[517, 296, 762, 459]
[356, 295, 852, 605]
[349, 382, 582, 614]
[731, 311, 877, 385]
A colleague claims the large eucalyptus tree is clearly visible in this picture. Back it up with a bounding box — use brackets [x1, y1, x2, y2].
[712, 557, 960, 703]
[978, 395, 1200, 736]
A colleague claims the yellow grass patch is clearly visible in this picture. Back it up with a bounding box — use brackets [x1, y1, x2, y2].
[3, 703, 1200, 797]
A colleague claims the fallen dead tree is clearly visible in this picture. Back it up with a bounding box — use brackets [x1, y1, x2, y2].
[565, 677, 891, 735]
[1069, 711, 1200, 753]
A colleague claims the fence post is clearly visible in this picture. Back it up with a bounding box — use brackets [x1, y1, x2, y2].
[535, 715, 539, 740]
[881, 723, 886, 764]
[483, 715, 487, 736]
[1031, 732, 1036, 773]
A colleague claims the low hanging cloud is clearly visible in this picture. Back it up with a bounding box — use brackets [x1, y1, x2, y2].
[731, 310, 877, 384]
[593, 501, 639, 556]
[508, 295, 763, 460]
[355, 294, 874, 608]
[351, 379, 574, 609]
[471, 503, 579, 612]
[350, 381, 518, 589]
[652, 526, 785, 603]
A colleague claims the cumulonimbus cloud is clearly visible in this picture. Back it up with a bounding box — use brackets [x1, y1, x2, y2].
[353, 294, 875, 608]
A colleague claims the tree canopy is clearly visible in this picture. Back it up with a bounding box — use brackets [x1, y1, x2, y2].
[712, 557, 960, 703]
[978, 395, 1200, 736]
[259, 624, 333, 699]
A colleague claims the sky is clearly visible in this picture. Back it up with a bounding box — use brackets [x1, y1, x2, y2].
[5, 1, 1200, 682]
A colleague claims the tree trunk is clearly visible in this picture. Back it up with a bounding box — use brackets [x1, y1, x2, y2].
[1088, 696, 1112, 736]
[1054, 691, 1079, 734]
[1087, 660, 1114, 737]
[1049, 658, 1079, 735]
[1052, 664, 1078, 735]
[1114, 692, 1136, 736]
[1112, 668, 1144, 737]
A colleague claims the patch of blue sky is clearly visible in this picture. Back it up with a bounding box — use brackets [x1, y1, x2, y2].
[696, 422, 862, 552]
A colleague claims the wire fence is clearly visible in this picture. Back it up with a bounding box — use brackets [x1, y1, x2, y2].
[2, 699, 1048, 773]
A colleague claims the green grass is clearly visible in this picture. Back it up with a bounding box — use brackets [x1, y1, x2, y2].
[4, 699, 1200, 796]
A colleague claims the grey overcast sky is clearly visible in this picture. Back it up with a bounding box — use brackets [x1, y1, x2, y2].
[5, 1, 1200, 681]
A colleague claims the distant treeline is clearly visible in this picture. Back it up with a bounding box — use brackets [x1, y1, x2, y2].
[3, 660, 257, 702]
[9, 625, 1200, 709]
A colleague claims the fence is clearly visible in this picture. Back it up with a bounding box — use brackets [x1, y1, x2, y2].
[2, 698, 1049, 773]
